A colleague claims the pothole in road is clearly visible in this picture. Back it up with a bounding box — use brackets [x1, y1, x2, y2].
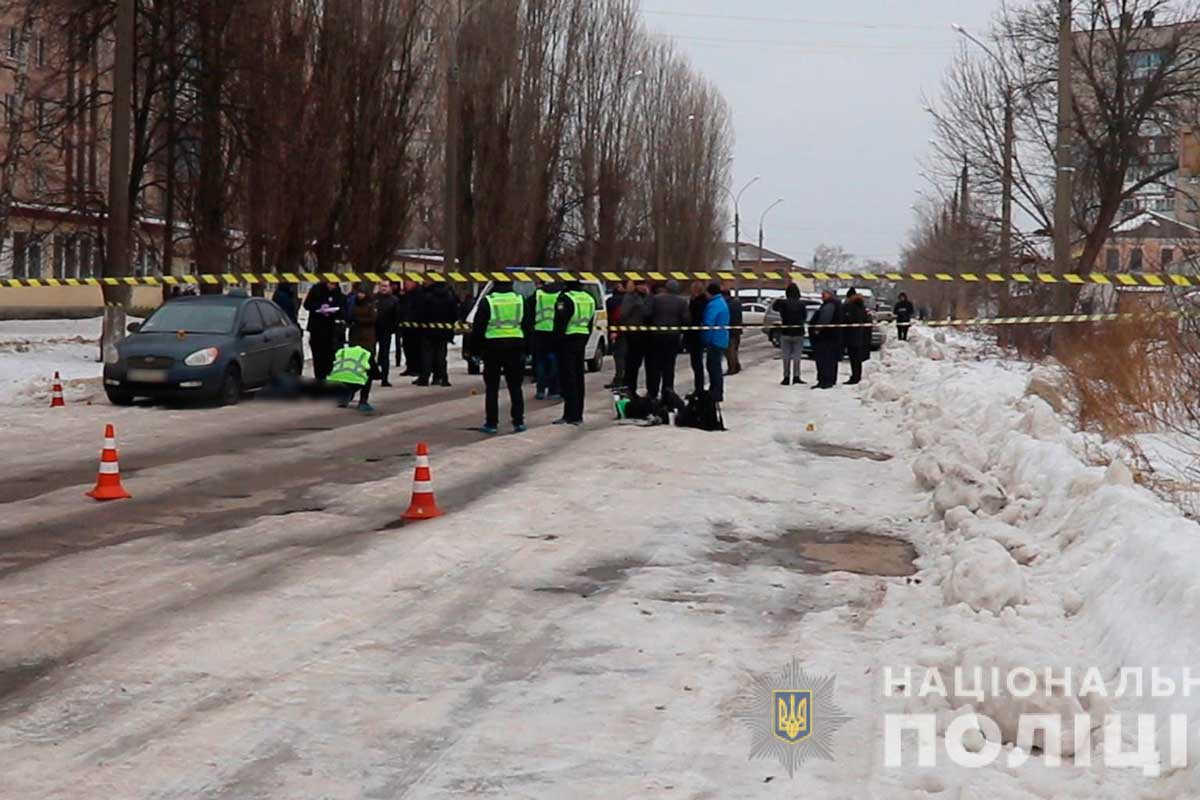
[799, 442, 894, 462]
[710, 527, 917, 578]
[534, 557, 651, 599]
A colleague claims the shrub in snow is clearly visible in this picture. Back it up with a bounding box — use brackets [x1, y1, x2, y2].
[932, 463, 1008, 518]
[943, 539, 1025, 613]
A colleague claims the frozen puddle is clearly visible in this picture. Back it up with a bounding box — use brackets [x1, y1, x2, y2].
[710, 527, 917, 577]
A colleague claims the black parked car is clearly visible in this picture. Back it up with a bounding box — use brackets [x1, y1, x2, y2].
[103, 294, 304, 406]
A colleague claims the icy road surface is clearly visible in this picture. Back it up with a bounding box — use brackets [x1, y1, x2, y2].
[0, 329, 1189, 798]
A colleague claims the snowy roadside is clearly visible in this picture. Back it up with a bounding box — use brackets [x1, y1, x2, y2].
[0, 318, 105, 406]
[1, 325, 1195, 797]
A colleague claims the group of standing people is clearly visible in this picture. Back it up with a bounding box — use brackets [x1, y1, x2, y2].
[469, 279, 598, 434]
[605, 279, 739, 405]
[286, 279, 463, 413]
[770, 283, 881, 390]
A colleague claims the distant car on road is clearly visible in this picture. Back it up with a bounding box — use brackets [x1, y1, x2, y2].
[103, 294, 304, 406]
[740, 301, 769, 327]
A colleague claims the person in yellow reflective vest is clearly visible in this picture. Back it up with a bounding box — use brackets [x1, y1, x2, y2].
[470, 282, 531, 435]
[328, 343, 376, 413]
[528, 279, 562, 401]
[552, 280, 597, 426]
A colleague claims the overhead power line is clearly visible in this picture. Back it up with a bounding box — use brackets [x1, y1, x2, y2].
[641, 8, 949, 32]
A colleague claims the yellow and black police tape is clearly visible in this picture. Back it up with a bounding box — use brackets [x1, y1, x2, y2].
[397, 310, 1188, 334]
[4, 268, 1200, 289]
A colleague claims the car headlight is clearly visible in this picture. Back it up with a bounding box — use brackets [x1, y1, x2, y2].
[184, 347, 220, 367]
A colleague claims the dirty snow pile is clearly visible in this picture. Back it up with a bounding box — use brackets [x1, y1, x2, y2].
[0, 318, 103, 406]
[859, 327, 1200, 795]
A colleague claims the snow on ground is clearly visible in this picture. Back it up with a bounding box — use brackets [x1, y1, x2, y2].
[0, 317, 104, 405]
[4, 324, 1200, 797]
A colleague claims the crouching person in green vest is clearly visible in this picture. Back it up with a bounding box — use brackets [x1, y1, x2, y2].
[328, 343, 376, 413]
[553, 280, 597, 426]
[470, 281, 529, 435]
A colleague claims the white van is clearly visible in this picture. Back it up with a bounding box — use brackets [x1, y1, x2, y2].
[461, 271, 608, 375]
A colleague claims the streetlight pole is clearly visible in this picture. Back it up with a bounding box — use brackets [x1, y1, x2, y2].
[725, 176, 759, 270]
[953, 24, 1015, 275]
[758, 198, 784, 268]
[1054, 0, 1075, 276]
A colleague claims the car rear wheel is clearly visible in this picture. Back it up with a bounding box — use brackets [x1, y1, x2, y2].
[587, 341, 605, 373]
[219, 366, 242, 406]
[106, 387, 134, 406]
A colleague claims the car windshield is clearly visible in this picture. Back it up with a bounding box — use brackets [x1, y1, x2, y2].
[141, 303, 238, 334]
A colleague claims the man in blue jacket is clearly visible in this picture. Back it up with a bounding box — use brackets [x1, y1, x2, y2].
[701, 283, 730, 402]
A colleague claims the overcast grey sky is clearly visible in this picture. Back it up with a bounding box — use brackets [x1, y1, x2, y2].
[639, 1, 997, 266]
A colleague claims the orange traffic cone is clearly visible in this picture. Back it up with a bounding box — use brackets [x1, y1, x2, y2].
[50, 372, 65, 408]
[403, 442, 443, 520]
[87, 424, 132, 501]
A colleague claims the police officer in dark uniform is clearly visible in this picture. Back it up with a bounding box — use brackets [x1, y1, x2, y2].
[552, 280, 597, 426]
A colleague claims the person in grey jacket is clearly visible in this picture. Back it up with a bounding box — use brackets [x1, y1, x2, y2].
[619, 279, 653, 393]
[645, 280, 690, 400]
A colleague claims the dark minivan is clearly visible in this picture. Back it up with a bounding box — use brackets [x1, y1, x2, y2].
[103, 294, 304, 406]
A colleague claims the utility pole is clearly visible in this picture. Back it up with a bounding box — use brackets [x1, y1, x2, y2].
[103, 0, 134, 362]
[758, 199, 784, 269]
[1054, 0, 1074, 276]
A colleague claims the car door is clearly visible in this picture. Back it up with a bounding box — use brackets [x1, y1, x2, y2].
[256, 301, 294, 375]
[236, 302, 272, 387]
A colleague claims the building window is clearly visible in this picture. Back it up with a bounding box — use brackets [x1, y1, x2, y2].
[1162, 247, 1175, 268]
[7, 28, 18, 60]
[1130, 248, 1144, 271]
[27, 236, 42, 277]
[1106, 248, 1120, 271]
[36, 36, 44, 68]
[12, 232, 26, 278]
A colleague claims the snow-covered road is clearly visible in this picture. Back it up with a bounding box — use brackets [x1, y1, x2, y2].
[2, 328, 1198, 798]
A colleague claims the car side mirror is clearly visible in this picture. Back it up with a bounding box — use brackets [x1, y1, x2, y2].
[240, 323, 264, 336]
[127, 322, 141, 333]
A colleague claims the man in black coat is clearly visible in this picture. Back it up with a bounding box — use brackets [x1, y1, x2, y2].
[809, 289, 842, 390]
[303, 281, 346, 381]
[374, 281, 400, 386]
[893, 292, 915, 341]
[686, 281, 709, 393]
[841, 288, 871, 385]
[397, 280, 422, 375]
[419, 282, 459, 387]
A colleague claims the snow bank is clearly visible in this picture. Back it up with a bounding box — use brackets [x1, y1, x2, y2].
[868, 330, 1200, 791]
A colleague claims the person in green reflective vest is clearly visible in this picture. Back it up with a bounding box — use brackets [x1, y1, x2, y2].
[552, 280, 597, 426]
[528, 279, 562, 401]
[470, 282, 530, 435]
[328, 343, 375, 412]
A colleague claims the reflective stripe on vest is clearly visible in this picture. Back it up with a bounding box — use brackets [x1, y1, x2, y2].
[534, 290, 559, 333]
[486, 293, 525, 339]
[566, 291, 596, 336]
[328, 346, 372, 386]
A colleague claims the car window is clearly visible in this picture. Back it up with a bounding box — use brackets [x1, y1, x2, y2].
[258, 302, 287, 328]
[241, 303, 266, 332]
[142, 303, 238, 334]
[586, 285, 603, 306]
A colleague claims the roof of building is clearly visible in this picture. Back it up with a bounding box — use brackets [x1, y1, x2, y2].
[722, 242, 796, 266]
[1111, 210, 1200, 239]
